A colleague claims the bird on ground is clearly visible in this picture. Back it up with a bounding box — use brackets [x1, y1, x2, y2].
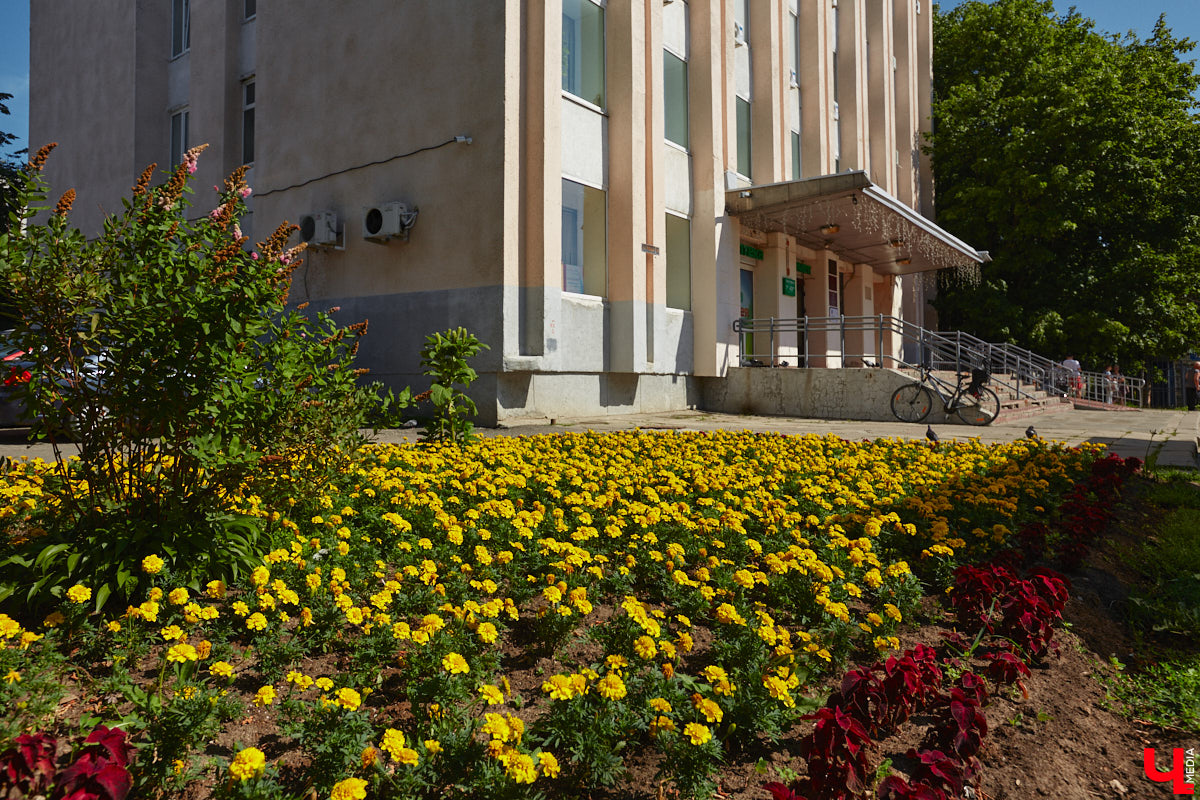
[926, 425, 939, 445]
[1025, 425, 1038, 439]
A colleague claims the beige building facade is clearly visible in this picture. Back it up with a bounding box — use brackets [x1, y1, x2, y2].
[30, 0, 984, 424]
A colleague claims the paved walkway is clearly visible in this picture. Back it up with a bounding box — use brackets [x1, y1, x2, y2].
[2, 407, 1197, 467]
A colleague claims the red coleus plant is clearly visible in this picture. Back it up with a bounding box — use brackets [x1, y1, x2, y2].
[828, 645, 944, 739]
[935, 686, 988, 761]
[0, 732, 58, 797]
[982, 646, 1031, 696]
[799, 706, 874, 800]
[875, 774, 947, 800]
[54, 725, 132, 800]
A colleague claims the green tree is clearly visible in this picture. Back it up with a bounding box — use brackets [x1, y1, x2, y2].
[929, 0, 1200, 369]
[0, 92, 24, 324]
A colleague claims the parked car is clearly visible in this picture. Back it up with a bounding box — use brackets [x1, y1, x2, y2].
[0, 329, 108, 434]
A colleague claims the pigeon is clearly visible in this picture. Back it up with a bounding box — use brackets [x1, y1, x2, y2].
[1025, 425, 1037, 439]
[926, 425, 939, 444]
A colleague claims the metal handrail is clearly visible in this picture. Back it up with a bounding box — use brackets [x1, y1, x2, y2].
[731, 314, 1146, 407]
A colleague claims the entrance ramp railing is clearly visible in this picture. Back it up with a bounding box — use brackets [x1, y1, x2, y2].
[731, 314, 1145, 407]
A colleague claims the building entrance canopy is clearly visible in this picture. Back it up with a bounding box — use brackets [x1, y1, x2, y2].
[725, 172, 988, 276]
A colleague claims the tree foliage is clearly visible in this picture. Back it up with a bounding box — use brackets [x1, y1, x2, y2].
[929, 0, 1200, 369]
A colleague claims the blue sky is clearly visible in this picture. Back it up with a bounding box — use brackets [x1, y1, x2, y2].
[1, 0, 1199, 157]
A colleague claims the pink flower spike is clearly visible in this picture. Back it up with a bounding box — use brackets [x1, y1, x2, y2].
[251, 252, 259, 260]
[186, 159, 198, 174]
[209, 208, 221, 219]
[239, 186, 253, 198]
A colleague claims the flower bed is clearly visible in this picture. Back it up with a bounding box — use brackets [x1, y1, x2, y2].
[0, 432, 1113, 798]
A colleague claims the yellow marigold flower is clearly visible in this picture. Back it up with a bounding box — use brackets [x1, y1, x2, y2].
[3, 670, 20, 684]
[866, 612, 884, 627]
[649, 697, 672, 714]
[538, 751, 560, 778]
[231, 601, 250, 616]
[315, 677, 334, 691]
[479, 684, 505, 705]
[166, 643, 198, 663]
[246, 613, 268, 631]
[542, 674, 575, 701]
[379, 728, 407, 758]
[196, 640, 212, 660]
[160, 624, 184, 641]
[633, 635, 657, 660]
[883, 603, 902, 622]
[206, 579, 226, 598]
[142, 554, 165, 574]
[596, 673, 627, 701]
[441, 652, 469, 675]
[693, 695, 723, 723]
[250, 566, 270, 587]
[424, 739, 442, 754]
[335, 687, 362, 711]
[542, 585, 563, 604]
[650, 715, 676, 735]
[43, 611, 64, 628]
[210, 661, 234, 679]
[683, 722, 712, 746]
[66, 584, 91, 604]
[330, 777, 368, 800]
[253, 685, 276, 706]
[168, 587, 189, 605]
[360, 746, 378, 767]
[476, 621, 499, 644]
[106, 621, 121, 633]
[714, 603, 747, 626]
[228, 746, 266, 781]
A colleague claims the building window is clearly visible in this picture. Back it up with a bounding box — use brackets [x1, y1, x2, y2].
[791, 131, 801, 181]
[736, 97, 752, 178]
[561, 179, 607, 297]
[171, 0, 190, 57]
[562, 0, 606, 108]
[242, 82, 255, 165]
[664, 51, 688, 148]
[244, 0, 256, 20]
[665, 213, 691, 310]
[170, 109, 189, 168]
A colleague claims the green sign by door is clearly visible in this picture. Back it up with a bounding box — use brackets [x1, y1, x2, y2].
[782, 277, 796, 297]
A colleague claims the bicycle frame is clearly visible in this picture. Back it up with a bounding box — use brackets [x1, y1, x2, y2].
[916, 366, 981, 413]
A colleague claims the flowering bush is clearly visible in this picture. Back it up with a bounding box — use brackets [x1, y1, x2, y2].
[0, 144, 409, 611]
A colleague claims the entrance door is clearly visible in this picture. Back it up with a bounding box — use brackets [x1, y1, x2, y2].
[740, 268, 754, 360]
[826, 259, 841, 365]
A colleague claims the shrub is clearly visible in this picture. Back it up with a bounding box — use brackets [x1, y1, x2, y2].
[0, 144, 408, 610]
[418, 326, 488, 444]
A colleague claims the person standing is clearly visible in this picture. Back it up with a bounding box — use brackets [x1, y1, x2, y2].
[1062, 355, 1082, 398]
[1103, 366, 1115, 404]
[1187, 362, 1200, 411]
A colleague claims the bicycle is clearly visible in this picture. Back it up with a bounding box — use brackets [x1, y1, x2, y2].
[890, 365, 1000, 426]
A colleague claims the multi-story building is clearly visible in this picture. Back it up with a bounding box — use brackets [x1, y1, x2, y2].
[30, 0, 985, 424]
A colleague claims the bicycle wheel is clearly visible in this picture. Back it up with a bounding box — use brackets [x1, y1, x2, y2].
[890, 383, 934, 423]
[955, 387, 1000, 426]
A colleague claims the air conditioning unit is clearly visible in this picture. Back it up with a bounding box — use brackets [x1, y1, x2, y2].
[299, 211, 339, 246]
[733, 22, 746, 47]
[362, 201, 418, 243]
